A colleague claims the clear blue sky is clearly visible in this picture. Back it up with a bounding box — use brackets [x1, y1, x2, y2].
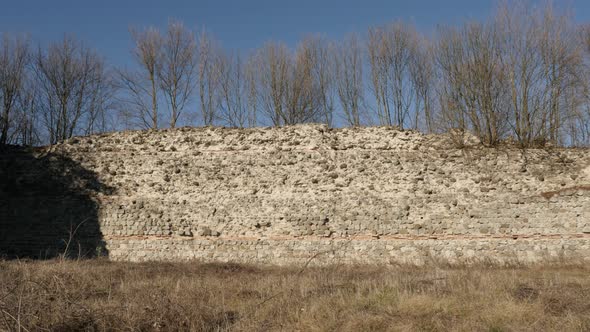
[1, 0, 587, 69]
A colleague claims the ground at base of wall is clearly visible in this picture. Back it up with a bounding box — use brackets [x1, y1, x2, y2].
[1, 259, 589, 332]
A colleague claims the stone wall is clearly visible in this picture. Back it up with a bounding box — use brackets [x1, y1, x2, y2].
[2, 125, 590, 264]
[0, 146, 110, 259]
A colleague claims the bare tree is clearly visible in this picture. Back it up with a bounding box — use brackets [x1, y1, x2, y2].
[304, 36, 335, 126]
[493, 1, 586, 146]
[496, 2, 546, 145]
[118, 27, 163, 129]
[367, 22, 420, 129]
[84, 66, 117, 136]
[584, 24, 590, 52]
[0, 34, 29, 145]
[255, 41, 330, 126]
[34, 36, 114, 144]
[217, 50, 250, 127]
[255, 41, 289, 126]
[198, 30, 221, 126]
[159, 20, 197, 128]
[388, 23, 417, 129]
[538, 4, 585, 145]
[367, 26, 392, 126]
[117, 70, 155, 129]
[282, 40, 323, 125]
[245, 53, 258, 127]
[435, 21, 510, 146]
[409, 34, 435, 132]
[11, 78, 40, 146]
[578, 24, 590, 145]
[335, 33, 364, 126]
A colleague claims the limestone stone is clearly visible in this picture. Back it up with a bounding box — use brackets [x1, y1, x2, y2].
[3, 124, 590, 265]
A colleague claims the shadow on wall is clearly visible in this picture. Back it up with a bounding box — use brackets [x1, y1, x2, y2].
[0, 146, 114, 259]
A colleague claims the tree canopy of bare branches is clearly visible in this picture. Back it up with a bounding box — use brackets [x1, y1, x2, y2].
[335, 33, 364, 126]
[159, 21, 197, 128]
[0, 34, 30, 145]
[216, 51, 253, 127]
[254, 42, 289, 126]
[198, 31, 221, 126]
[118, 27, 163, 129]
[5, 1, 590, 148]
[436, 22, 510, 146]
[34, 36, 113, 144]
[368, 22, 425, 129]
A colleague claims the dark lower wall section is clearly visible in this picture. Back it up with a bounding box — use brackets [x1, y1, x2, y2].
[0, 147, 111, 259]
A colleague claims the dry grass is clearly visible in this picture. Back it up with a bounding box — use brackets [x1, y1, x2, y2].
[0, 260, 589, 331]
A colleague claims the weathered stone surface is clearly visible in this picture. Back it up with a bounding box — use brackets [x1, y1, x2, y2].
[3, 124, 590, 264]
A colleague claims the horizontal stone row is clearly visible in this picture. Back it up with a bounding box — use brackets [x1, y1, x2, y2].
[105, 237, 590, 265]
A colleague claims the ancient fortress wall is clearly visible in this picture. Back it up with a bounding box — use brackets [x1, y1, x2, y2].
[2, 125, 590, 264]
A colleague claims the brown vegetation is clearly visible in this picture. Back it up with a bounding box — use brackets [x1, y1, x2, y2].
[1, 260, 589, 331]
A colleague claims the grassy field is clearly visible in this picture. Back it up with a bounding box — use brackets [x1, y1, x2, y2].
[0, 260, 589, 331]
